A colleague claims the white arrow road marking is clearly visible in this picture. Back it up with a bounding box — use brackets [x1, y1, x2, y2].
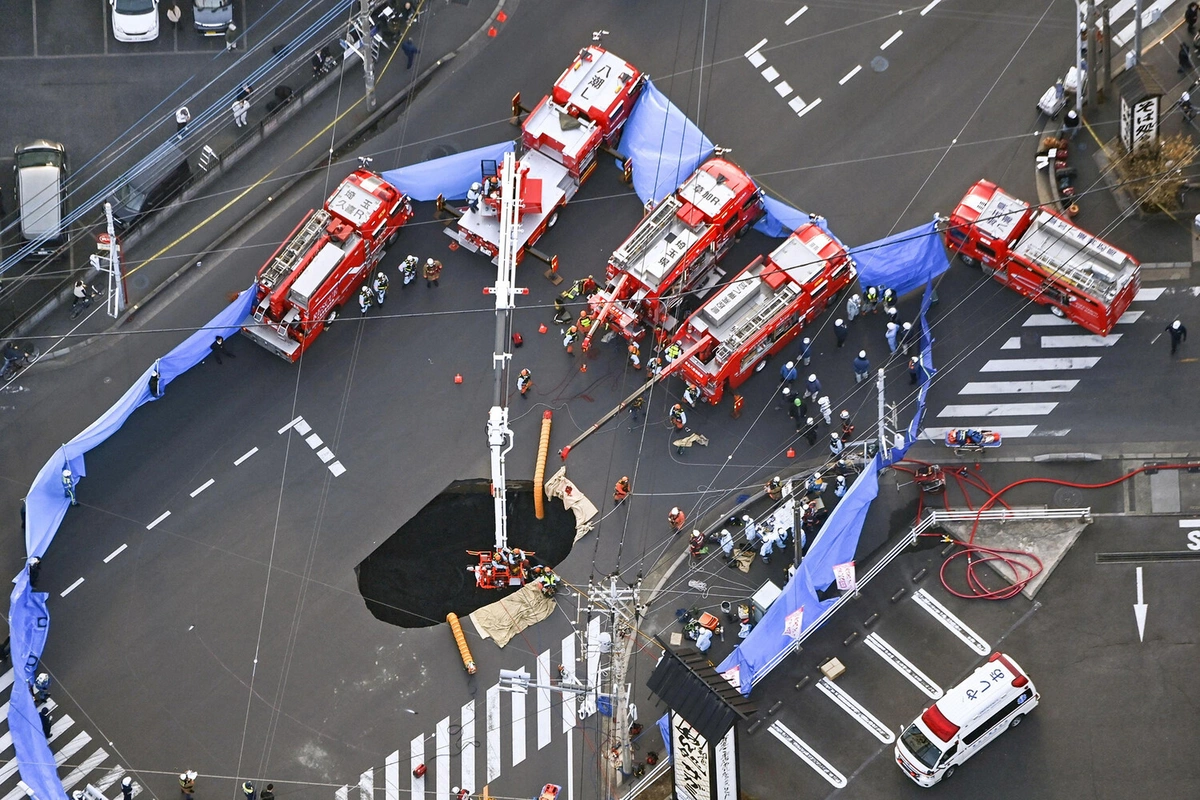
[1134, 566, 1147, 642]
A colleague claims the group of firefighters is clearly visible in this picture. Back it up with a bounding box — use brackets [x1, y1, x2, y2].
[356, 256, 444, 314]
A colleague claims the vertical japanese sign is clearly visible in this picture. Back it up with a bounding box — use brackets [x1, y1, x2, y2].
[671, 715, 711, 800]
[1119, 95, 1132, 152]
[1131, 96, 1160, 149]
[713, 727, 738, 800]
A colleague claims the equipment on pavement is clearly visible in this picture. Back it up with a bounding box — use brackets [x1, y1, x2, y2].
[669, 221, 856, 404]
[241, 169, 413, 360]
[943, 179, 1140, 336]
[944, 428, 1002, 453]
[442, 45, 645, 265]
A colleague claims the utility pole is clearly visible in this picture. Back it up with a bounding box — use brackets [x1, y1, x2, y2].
[1102, 3, 1112, 100]
[1075, 1, 1086, 118]
[356, 0, 376, 109]
[876, 367, 888, 462]
[97, 203, 124, 319]
[1086, 1, 1097, 108]
[1132, 0, 1143, 67]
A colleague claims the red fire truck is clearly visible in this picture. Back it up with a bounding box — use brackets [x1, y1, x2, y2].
[670, 222, 856, 404]
[443, 45, 645, 264]
[584, 157, 763, 348]
[241, 169, 413, 361]
[943, 180, 1140, 336]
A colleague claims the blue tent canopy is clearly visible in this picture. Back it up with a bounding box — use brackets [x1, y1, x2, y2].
[621, 80, 713, 206]
[381, 140, 516, 203]
[850, 221, 950, 298]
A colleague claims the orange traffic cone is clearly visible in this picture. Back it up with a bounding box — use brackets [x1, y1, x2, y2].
[454, 374, 463, 384]
[539, 323, 548, 334]
[580, 363, 588, 373]
[786, 447, 795, 459]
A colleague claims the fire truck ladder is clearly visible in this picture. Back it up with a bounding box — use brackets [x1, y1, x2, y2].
[713, 284, 798, 363]
[258, 209, 333, 291]
[612, 195, 681, 267]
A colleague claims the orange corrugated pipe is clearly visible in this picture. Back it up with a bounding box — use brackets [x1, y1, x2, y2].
[446, 613, 476, 674]
[534, 410, 553, 520]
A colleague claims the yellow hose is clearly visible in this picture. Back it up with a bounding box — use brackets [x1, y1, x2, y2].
[534, 410, 553, 520]
[447, 613, 476, 674]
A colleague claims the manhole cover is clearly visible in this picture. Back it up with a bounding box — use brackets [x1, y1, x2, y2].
[425, 144, 459, 161]
[1053, 486, 1083, 507]
[871, 56, 888, 73]
[132, 274, 150, 290]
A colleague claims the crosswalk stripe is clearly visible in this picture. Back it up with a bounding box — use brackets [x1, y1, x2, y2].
[912, 589, 990, 655]
[409, 736, 424, 800]
[980, 357, 1100, 372]
[335, 786, 348, 800]
[1023, 309, 1144, 326]
[95, 766, 126, 792]
[435, 718, 449, 800]
[767, 721, 846, 788]
[1040, 334, 1122, 348]
[61, 746, 109, 790]
[461, 700, 475, 792]
[55, 730, 93, 767]
[510, 685, 526, 767]
[816, 678, 894, 743]
[358, 769, 372, 800]
[0, 701, 60, 759]
[1135, 287, 1165, 301]
[485, 685, 501, 784]
[959, 380, 1078, 394]
[921, 425, 1039, 441]
[385, 750, 399, 800]
[561, 634, 577, 732]
[0, 670, 13, 692]
[536, 651, 552, 751]
[937, 402, 1058, 417]
[583, 617, 601, 719]
[1000, 337, 1021, 350]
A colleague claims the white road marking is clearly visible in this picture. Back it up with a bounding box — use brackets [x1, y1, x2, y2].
[960, 380, 1078, 394]
[1024, 310, 1143, 326]
[566, 726, 574, 800]
[385, 750, 400, 800]
[435, 717, 450, 800]
[410, 735, 425, 800]
[61, 578, 84, 597]
[329, 461, 346, 477]
[864, 633, 943, 699]
[54, 730, 93, 767]
[537, 650, 552, 750]
[745, 38, 767, 57]
[1041, 334, 1123, 348]
[1135, 287, 1165, 301]
[913, 588, 990, 655]
[95, 766, 126, 792]
[1179, 520, 1200, 527]
[787, 96, 807, 112]
[104, 543, 128, 563]
[0, 670, 11, 692]
[880, 30, 903, 50]
[774, 80, 793, 97]
[980, 357, 1100, 371]
[62, 747, 109, 790]
[768, 721, 846, 788]
[335, 786, 348, 800]
[561, 633, 577, 731]
[190, 478, 214, 497]
[920, 0, 944, 14]
[234, 447, 258, 465]
[486, 684, 502, 783]
[306, 433, 323, 448]
[785, 6, 808, 24]
[511, 685, 527, 766]
[762, 66, 780, 81]
[294, 419, 312, 435]
[817, 678, 894, 743]
[797, 98, 821, 117]
[358, 768, 372, 800]
[747, 51, 766, 68]
[1000, 337, 1021, 350]
[583, 616, 601, 718]
[921, 425, 1040, 440]
[278, 416, 303, 434]
[838, 65, 862, 85]
[316, 447, 335, 463]
[461, 700, 475, 792]
[146, 511, 171, 530]
[938, 402, 1058, 417]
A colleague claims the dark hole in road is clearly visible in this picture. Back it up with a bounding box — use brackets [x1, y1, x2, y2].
[355, 479, 577, 628]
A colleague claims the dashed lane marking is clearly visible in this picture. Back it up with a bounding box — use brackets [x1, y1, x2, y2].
[768, 721, 846, 788]
[920, 0, 944, 14]
[234, 447, 258, 465]
[774, 80, 793, 97]
[762, 65, 780, 81]
[913, 588, 990, 655]
[797, 98, 821, 118]
[838, 65, 861, 85]
[959, 380, 1078, 394]
[189, 478, 214, 498]
[817, 678, 894, 743]
[60, 578, 84, 597]
[103, 543, 128, 563]
[146, 511, 170, 530]
[880, 30, 903, 50]
[278, 416, 303, 434]
[785, 6, 808, 24]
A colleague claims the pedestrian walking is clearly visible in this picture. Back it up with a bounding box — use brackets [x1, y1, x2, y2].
[1166, 319, 1188, 355]
[516, 368, 533, 397]
[1062, 109, 1080, 139]
[648, 357, 663, 379]
[846, 293, 861, 322]
[62, 467, 78, 505]
[908, 356, 920, 384]
[853, 350, 870, 384]
[780, 360, 798, 384]
[242, 782, 256, 800]
[179, 771, 197, 800]
[121, 778, 134, 800]
[175, 106, 191, 133]
[210, 335, 236, 364]
[817, 395, 832, 425]
[863, 285, 879, 314]
[373, 271, 389, 305]
[149, 366, 163, 398]
[423, 257, 442, 287]
[613, 476, 631, 503]
[803, 373, 821, 400]
[238, 83, 254, 101]
[833, 318, 848, 347]
[785, 391, 802, 422]
[358, 284, 373, 315]
[668, 507, 686, 533]
[225, 22, 238, 50]
[759, 533, 774, 564]
[27, 558, 41, 588]
[1181, 41, 1193, 74]
[402, 38, 420, 69]
[32, 672, 51, 703]
[232, 98, 250, 127]
[799, 337, 812, 366]
[840, 409, 854, 439]
[1189, 2, 1199, 37]
[885, 321, 899, 354]
[562, 326, 578, 355]
[39, 706, 51, 738]
[804, 417, 818, 446]
[260, 786, 275, 800]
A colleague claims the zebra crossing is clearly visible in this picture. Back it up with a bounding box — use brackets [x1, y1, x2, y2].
[923, 288, 1162, 441]
[1097, 0, 1180, 48]
[338, 620, 604, 800]
[0, 669, 144, 800]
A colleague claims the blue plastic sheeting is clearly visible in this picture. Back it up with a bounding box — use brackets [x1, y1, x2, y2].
[850, 221, 950, 299]
[753, 196, 809, 239]
[800, 465, 881, 589]
[24, 288, 256, 558]
[7, 569, 64, 800]
[622, 80, 713, 205]
[657, 714, 672, 762]
[380, 140, 516, 203]
[882, 281, 938, 467]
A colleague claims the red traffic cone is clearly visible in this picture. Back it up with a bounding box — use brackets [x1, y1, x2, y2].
[454, 374, 463, 384]
[580, 363, 588, 373]
[786, 447, 795, 459]
[539, 323, 548, 334]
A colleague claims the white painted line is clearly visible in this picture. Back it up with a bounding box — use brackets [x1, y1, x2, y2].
[937, 402, 1058, 417]
[190, 478, 214, 498]
[921, 425, 1040, 441]
[864, 633, 943, 699]
[761, 66, 780, 81]
[747, 51, 766, 68]
[880, 30, 903, 50]
[511, 685, 527, 766]
[1024, 310, 1143, 326]
[486, 684, 502, 783]
[435, 717, 450, 800]
[1001, 337, 1021, 350]
[461, 700, 475, 793]
[103, 543, 128, 563]
[744, 38, 767, 57]
[583, 616, 601, 718]
[537, 650, 552, 750]
[566, 727, 574, 800]
[329, 461, 347, 477]
[838, 65, 862, 85]
[234, 447, 259, 465]
[61, 746, 109, 790]
[912, 588, 990, 655]
[797, 98, 821, 118]
[1041, 334, 1122, 348]
[410, 735, 425, 800]
[561, 633, 577, 731]
[980, 357, 1100, 372]
[294, 419, 312, 436]
[336, 786, 348, 800]
[306, 433, 323, 448]
[960, 380, 1078, 395]
[1179, 519, 1200, 527]
[785, 5, 808, 24]
[816, 678, 894, 743]
[146, 511, 171, 530]
[1135, 287, 1166, 301]
[359, 769, 372, 800]
[768, 721, 846, 788]
[774, 80, 793, 97]
[54, 730, 93, 767]
[0, 670, 12, 692]
[95, 766, 126, 792]
[316, 447, 336, 463]
[920, 0, 943, 15]
[61, 578, 84, 597]
[787, 96, 807, 112]
[385, 750, 400, 800]
[278, 416, 303, 434]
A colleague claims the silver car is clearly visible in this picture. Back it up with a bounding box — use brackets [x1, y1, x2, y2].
[193, 0, 232, 33]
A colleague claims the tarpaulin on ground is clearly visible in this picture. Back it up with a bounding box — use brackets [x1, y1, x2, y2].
[381, 140, 516, 203]
[622, 80, 713, 206]
[850, 221, 950, 298]
[469, 582, 556, 648]
[545, 466, 598, 542]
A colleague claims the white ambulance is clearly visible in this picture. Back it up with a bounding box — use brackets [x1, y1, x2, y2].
[895, 652, 1038, 786]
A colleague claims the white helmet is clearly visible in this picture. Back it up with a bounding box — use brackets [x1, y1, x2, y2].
[808, 373, 817, 382]
[830, 432, 840, 441]
[470, 181, 481, 192]
[62, 469, 71, 477]
[781, 386, 791, 396]
[887, 322, 899, 331]
[903, 321, 912, 330]
[802, 337, 811, 345]
[426, 257, 434, 266]
[670, 506, 680, 515]
[743, 514, 753, 523]
[813, 472, 822, 480]
[785, 361, 795, 369]
[123, 779, 133, 788]
[859, 350, 867, 358]
[1172, 319, 1182, 330]
[840, 409, 849, 420]
[852, 293, 860, 302]
[835, 319, 844, 326]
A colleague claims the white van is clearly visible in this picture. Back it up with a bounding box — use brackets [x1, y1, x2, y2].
[894, 652, 1038, 786]
[14, 140, 68, 251]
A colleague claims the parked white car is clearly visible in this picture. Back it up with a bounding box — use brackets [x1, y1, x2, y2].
[111, 0, 160, 42]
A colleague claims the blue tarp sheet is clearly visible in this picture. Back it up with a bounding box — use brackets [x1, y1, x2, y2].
[11, 287, 256, 800]
[850, 221, 950, 298]
[657, 714, 671, 762]
[381, 140, 516, 203]
[882, 281, 938, 467]
[754, 196, 809, 239]
[622, 81, 713, 206]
